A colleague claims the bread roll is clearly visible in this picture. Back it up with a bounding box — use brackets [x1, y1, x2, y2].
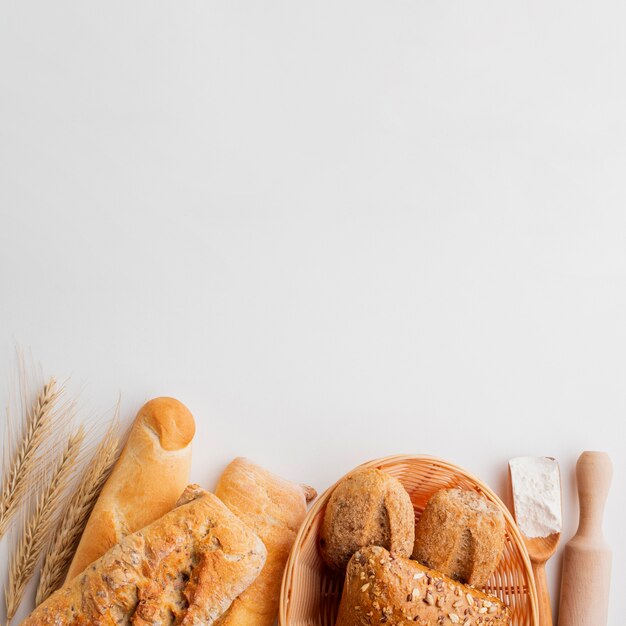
[412, 488, 506, 588]
[320, 468, 414, 571]
[335, 546, 511, 626]
[24, 485, 266, 625]
[65, 397, 195, 580]
[214, 458, 316, 626]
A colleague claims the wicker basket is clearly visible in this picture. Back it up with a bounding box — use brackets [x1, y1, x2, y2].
[280, 454, 539, 626]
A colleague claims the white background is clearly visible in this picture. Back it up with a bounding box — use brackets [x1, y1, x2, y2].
[1, 1, 625, 623]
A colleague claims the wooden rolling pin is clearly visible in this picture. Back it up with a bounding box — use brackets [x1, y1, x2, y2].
[558, 451, 612, 626]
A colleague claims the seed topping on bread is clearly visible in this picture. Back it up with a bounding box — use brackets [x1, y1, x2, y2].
[335, 546, 511, 626]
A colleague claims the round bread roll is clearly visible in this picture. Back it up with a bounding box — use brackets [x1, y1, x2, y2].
[319, 468, 414, 571]
[412, 487, 505, 587]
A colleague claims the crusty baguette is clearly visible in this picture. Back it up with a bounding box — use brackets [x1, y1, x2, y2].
[320, 468, 414, 571]
[214, 458, 316, 626]
[65, 397, 195, 581]
[23, 485, 267, 625]
[413, 488, 506, 588]
[336, 546, 511, 626]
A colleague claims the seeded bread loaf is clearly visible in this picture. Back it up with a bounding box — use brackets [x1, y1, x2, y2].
[65, 397, 195, 580]
[320, 468, 414, 571]
[412, 488, 506, 588]
[23, 485, 267, 625]
[214, 458, 316, 626]
[335, 546, 511, 626]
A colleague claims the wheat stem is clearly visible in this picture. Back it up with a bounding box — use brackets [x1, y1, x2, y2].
[6, 427, 85, 620]
[0, 379, 59, 538]
[35, 421, 120, 604]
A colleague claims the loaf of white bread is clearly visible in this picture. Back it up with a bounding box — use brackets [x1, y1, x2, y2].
[214, 458, 316, 626]
[65, 397, 195, 581]
[23, 485, 267, 625]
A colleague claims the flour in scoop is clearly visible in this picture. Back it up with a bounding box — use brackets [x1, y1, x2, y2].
[509, 456, 562, 538]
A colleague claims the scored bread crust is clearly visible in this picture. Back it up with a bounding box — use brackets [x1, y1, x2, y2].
[335, 546, 511, 626]
[320, 468, 415, 571]
[65, 397, 195, 581]
[214, 457, 317, 626]
[23, 485, 267, 626]
[413, 488, 506, 588]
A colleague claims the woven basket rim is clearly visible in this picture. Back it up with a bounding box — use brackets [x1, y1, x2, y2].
[279, 453, 539, 626]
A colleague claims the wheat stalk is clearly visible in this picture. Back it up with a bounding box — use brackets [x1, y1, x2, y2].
[5, 426, 85, 621]
[0, 378, 60, 538]
[35, 420, 120, 604]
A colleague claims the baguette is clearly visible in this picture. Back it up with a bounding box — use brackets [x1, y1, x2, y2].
[214, 458, 316, 626]
[65, 397, 195, 580]
[23, 485, 267, 625]
[336, 545, 511, 626]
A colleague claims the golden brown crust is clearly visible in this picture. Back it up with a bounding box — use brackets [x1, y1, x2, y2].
[140, 397, 196, 451]
[335, 546, 511, 626]
[214, 458, 316, 626]
[65, 397, 195, 581]
[412, 488, 506, 588]
[319, 468, 414, 571]
[23, 485, 267, 626]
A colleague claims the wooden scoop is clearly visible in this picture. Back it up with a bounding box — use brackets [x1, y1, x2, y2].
[523, 531, 561, 625]
[509, 457, 562, 626]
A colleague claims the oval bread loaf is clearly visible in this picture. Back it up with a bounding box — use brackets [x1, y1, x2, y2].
[412, 487, 506, 588]
[320, 468, 414, 571]
[23, 486, 266, 625]
[214, 457, 316, 626]
[335, 545, 511, 626]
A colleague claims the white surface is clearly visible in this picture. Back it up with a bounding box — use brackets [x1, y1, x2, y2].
[1, 1, 625, 623]
[510, 456, 562, 538]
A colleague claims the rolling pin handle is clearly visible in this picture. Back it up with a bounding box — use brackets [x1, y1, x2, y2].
[576, 451, 612, 538]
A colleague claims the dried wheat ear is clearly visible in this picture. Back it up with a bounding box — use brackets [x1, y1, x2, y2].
[36, 418, 121, 604]
[6, 427, 85, 620]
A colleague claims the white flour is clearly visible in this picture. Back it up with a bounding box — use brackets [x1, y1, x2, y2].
[509, 456, 562, 538]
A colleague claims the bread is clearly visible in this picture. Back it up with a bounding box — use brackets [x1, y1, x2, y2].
[319, 468, 414, 571]
[65, 397, 195, 580]
[214, 458, 316, 626]
[23, 485, 267, 625]
[412, 488, 506, 588]
[335, 545, 511, 626]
